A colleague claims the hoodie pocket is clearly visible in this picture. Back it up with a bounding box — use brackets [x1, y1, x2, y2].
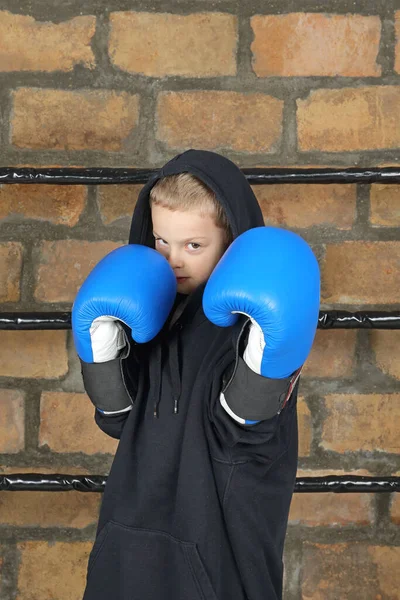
[85, 520, 218, 600]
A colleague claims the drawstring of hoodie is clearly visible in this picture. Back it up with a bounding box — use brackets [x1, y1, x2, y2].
[152, 343, 162, 418]
[170, 327, 182, 414]
[152, 325, 183, 419]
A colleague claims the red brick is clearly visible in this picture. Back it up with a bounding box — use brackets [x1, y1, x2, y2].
[370, 546, 400, 598]
[251, 13, 381, 77]
[395, 11, 400, 74]
[157, 91, 283, 153]
[254, 183, 356, 229]
[301, 543, 400, 599]
[17, 541, 91, 598]
[0, 490, 100, 528]
[303, 330, 357, 379]
[297, 396, 312, 458]
[39, 392, 118, 454]
[390, 473, 400, 525]
[109, 11, 237, 77]
[369, 330, 400, 380]
[0, 10, 95, 72]
[321, 242, 400, 304]
[0, 389, 24, 452]
[321, 393, 400, 454]
[0, 184, 86, 226]
[370, 184, 400, 227]
[34, 240, 121, 303]
[0, 331, 67, 379]
[0, 242, 23, 302]
[97, 184, 142, 225]
[0, 465, 92, 475]
[11, 88, 139, 151]
[297, 86, 400, 151]
[390, 497, 400, 525]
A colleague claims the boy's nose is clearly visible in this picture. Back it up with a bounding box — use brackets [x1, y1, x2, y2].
[168, 249, 184, 269]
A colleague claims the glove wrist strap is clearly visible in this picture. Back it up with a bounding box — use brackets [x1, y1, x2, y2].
[80, 340, 137, 415]
[221, 316, 302, 422]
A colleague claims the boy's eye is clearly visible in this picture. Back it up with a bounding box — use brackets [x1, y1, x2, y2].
[154, 237, 166, 245]
[154, 237, 201, 251]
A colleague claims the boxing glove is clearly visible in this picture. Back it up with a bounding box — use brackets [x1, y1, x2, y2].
[203, 226, 320, 423]
[72, 244, 177, 414]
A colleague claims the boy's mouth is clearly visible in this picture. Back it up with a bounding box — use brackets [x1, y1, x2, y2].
[176, 277, 189, 282]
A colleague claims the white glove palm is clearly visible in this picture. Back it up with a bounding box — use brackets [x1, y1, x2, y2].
[89, 316, 127, 362]
[243, 318, 266, 375]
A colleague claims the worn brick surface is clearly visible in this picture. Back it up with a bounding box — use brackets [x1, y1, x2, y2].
[301, 543, 400, 599]
[97, 184, 142, 225]
[302, 330, 357, 378]
[251, 13, 381, 77]
[321, 394, 400, 454]
[297, 396, 311, 457]
[39, 392, 119, 454]
[34, 240, 121, 303]
[0, 389, 24, 453]
[321, 242, 400, 304]
[370, 183, 400, 227]
[395, 11, 400, 74]
[0, 331, 67, 378]
[390, 473, 400, 525]
[297, 87, 400, 152]
[0, 184, 86, 226]
[369, 330, 400, 380]
[109, 11, 237, 77]
[290, 469, 373, 526]
[0, 490, 100, 528]
[370, 546, 400, 599]
[390, 496, 400, 525]
[0, 465, 92, 475]
[0, 242, 23, 302]
[17, 541, 91, 600]
[157, 91, 283, 153]
[255, 162, 346, 169]
[254, 183, 356, 229]
[0, 466, 92, 476]
[11, 88, 140, 151]
[0, 10, 95, 72]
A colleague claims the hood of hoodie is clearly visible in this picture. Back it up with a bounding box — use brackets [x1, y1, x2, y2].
[128, 149, 265, 418]
[129, 149, 264, 248]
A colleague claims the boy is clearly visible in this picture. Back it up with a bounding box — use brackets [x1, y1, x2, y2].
[72, 149, 320, 600]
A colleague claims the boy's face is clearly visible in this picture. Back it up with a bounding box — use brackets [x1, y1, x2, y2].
[151, 204, 228, 295]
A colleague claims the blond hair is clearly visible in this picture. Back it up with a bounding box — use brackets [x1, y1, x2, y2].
[149, 173, 233, 246]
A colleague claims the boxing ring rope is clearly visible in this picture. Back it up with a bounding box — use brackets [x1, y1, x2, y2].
[2, 166, 400, 185]
[0, 474, 398, 493]
[0, 167, 399, 493]
[0, 310, 399, 330]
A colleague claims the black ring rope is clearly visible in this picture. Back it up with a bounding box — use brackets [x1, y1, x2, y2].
[0, 474, 398, 493]
[1, 166, 400, 185]
[0, 311, 399, 330]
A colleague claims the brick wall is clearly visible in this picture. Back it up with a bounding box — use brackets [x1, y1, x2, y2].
[0, 1, 399, 598]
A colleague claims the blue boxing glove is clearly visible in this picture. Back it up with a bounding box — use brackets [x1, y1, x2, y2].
[72, 245, 177, 414]
[203, 226, 320, 424]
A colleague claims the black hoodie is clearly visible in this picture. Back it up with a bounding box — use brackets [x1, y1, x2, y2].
[82, 150, 299, 600]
